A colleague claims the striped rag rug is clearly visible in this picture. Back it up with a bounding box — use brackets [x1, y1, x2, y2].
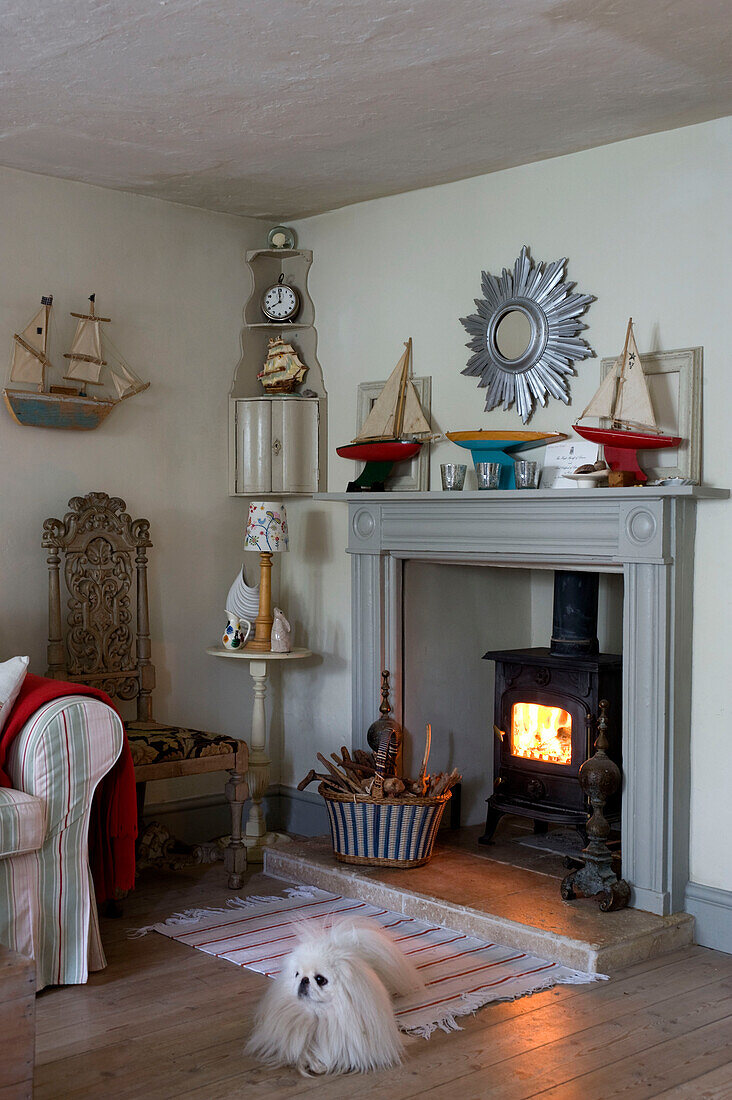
[136, 885, 605, 1037]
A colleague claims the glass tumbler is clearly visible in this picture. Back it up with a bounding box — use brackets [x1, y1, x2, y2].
[440, 463, 467, 491]
[475, 461, 502, 490]
[514, 459, 539, 489]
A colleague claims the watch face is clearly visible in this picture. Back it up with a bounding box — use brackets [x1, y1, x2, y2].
[262, 283, 299, 321]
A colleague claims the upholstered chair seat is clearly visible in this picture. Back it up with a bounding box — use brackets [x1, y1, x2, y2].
[125, 722, 244, 769]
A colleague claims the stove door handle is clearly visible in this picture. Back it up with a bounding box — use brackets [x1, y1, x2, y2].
[494, 724, 507, 742]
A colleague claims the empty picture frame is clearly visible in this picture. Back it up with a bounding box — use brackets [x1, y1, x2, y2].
[356, 376, 432, 491]
[600, 346, 702, 483]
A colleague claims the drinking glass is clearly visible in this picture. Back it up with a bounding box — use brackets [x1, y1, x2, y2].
[440, 463, 467, 491]
[475, 461, 502, 490]
[514, 459, 539, 489]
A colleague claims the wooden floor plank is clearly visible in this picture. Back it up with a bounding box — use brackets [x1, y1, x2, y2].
[410, 987, 732, 1100]
[533, 1015, 732, 1099]
[33, 864, 732, 1100]
[652, 1062, 732, 1098]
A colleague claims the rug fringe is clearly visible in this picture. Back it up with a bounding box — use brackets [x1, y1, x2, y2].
[128, 886, 318, 937]
[401, 969, 608, 1038]
[226, 886, 317, 910]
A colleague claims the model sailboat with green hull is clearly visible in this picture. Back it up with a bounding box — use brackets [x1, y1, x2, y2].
[3, 294, 149, 430]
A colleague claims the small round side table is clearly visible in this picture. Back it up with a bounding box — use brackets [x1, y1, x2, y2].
[206, 646, 312, 862]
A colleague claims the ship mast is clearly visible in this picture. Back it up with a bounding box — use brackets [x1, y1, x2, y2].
[392, 337, 412, 439]
[612, 318, 633, 428]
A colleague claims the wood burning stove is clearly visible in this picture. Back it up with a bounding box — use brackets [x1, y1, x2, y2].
[480, 572, 622, 843]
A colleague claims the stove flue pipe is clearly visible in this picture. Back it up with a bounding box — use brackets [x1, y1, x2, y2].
[549, 570, 599, 657]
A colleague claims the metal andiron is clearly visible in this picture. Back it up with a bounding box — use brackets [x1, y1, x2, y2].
[561, 699, 630, 912]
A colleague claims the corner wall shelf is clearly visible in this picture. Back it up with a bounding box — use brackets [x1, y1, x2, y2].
[229, 248, 327, 497]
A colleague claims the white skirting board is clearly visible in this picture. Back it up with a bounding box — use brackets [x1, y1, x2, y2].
[685, 882, 732, 954]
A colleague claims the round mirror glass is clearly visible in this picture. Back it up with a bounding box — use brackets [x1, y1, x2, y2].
[493, 309, 532, 360]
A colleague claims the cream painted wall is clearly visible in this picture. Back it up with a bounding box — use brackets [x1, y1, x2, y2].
[282, 117, 732, 891]
[0, 165, 266, 814]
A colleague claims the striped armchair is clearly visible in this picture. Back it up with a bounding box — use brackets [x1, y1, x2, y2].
[0, 695, 123, 990]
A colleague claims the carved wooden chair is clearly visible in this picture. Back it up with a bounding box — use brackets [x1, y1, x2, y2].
[42, 491, 248, 888]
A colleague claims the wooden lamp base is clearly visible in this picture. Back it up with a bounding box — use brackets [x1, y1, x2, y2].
[245, 551, 275, 652]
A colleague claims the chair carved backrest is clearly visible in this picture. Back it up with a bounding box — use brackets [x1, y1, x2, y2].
[42, 492, 155, 723]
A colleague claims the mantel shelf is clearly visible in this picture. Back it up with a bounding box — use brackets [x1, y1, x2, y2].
[316, 486, 728, 502]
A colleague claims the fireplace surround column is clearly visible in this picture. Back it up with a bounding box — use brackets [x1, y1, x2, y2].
[330, 487, 727, 916]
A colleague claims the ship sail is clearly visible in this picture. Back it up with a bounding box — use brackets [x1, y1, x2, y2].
[9, 298, 52, 389]
[579, 359, 618, 420]
[577, 319, 657, 431]
[63, 295, 107, 386]
[613, 325, 656, 430]
[63, 319, 105, 384]
[110, 363, 144, 400]
[402, 378, 432, 436]
[353, 338, 430, 443]
[353, 342, 412, 442]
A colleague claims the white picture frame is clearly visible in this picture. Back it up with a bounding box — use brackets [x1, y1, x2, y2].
[599, 346, 702, 483]
[356, 376, 432, 491]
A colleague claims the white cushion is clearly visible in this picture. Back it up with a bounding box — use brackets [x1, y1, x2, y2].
[0, 655, 29, 736]
[0, 787, 44, 857]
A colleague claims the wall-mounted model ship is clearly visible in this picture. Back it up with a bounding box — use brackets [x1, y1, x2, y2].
[3, 294, 149, 430]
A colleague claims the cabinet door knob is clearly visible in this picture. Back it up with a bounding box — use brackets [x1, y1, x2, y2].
[272, 438, 282, 456]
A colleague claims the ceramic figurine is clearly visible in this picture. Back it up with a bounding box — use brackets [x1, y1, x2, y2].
[222, 614, 251, 650]
[270, 607, 292, 653]
[225, 566, 260, 621]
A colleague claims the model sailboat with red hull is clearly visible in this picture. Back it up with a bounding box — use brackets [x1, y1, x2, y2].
[337, 338, 433, 490]
[574, 318, 681, 483]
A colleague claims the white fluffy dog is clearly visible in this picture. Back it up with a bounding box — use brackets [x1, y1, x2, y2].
[246, 917, 423, 1075]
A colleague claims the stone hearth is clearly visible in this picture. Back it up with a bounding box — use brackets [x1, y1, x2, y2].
[264, 826, 694, 974]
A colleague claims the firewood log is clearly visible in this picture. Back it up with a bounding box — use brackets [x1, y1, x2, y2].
[317, 753, 362, 794]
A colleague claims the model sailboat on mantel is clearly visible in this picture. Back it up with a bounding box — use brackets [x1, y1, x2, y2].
[574, 318, 681, 483]
[4, 294, 149, 430]
[336, 338, 434, 490]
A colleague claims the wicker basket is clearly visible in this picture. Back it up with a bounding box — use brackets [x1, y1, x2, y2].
[321, 731, 451, 869]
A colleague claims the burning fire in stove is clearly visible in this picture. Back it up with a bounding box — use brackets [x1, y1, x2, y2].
[510, 703, 572, 765]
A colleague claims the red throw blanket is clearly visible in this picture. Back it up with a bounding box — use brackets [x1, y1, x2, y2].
[0, 673, 136, 902]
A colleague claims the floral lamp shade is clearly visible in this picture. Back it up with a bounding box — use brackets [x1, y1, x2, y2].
[245, 501, 289, 553]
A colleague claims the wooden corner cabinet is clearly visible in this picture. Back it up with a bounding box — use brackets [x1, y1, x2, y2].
[229, 248, 327, 496]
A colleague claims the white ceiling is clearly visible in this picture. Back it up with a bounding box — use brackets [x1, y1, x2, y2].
[1, 0, 730, 220]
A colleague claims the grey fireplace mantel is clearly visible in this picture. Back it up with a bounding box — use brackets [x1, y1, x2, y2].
[317, 486, 728, 916]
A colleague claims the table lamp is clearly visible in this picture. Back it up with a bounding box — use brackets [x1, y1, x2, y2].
[244, 501, 289, 652]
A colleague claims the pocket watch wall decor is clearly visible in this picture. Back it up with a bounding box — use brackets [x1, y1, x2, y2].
[261, 273, 300, 322]
[459, 245, 595, 423]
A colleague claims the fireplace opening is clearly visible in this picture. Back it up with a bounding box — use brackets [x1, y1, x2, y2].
[480, 570, 622, 845]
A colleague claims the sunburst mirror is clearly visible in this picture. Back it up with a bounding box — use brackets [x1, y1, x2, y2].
[460, 246, 595, 423]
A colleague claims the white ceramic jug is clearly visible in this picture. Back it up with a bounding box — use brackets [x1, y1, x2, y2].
[222, 613, 252, 650]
